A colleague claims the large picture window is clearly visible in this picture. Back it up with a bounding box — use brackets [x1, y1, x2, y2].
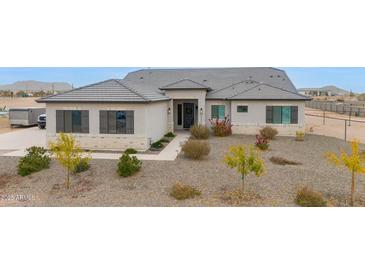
[56, 110, 89, 133]
[266, 106, 298, 124]
[211, 105, 225, 119]
[100, 110, 134, 134]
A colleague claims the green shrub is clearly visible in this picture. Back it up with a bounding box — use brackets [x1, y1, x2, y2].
[170, 183, 201, 200]
[164, 132, 176, 138]
[159, 138, 170, 143]
[295, 186, 327, 207]
[125, 148, 137, 154]
[151, 141, 164, 150]
[73, 157, 90, 173]
[190, 124, 210, 139]
[181, 139, 210, 159]
[117, 153, 142, 177]
[259, 126, 278, 140]
[17, 146, 51, 176]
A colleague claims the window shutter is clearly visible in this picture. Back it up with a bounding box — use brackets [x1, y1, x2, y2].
[56, 110, 64, 133]
[126, 111, 134, 134]
[266, 106, 273, 123]
[291, 106, 298, 124]
[64, 110, 72, 133]
[108, 111, 117, 134]
[100, 111, 108, 134]
[81, 110, 89, 133]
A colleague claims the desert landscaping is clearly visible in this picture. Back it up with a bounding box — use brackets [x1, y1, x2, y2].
[1, 133, 364, 207]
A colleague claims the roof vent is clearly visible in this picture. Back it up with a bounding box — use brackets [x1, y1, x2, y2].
[140, 76, 144, 80]
[270, 75, 273, 78]
[277, 75, 281, 78]
[203, 79, 207, 82]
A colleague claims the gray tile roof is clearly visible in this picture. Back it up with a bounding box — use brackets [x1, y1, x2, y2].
[37, 79, 169, 103]
[38, 68, 309, 103]
[160, 79, 211, 90]
[227, 83, 310, 100]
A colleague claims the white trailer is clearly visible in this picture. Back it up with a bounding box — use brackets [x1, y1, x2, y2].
[9, 107, 45, 127]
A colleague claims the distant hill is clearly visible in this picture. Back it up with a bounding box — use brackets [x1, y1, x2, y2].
[0, 80, 72, 93]
[298, 85, 350, 96]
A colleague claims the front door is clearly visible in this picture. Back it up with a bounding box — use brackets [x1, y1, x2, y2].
[183, 103, 195, 129]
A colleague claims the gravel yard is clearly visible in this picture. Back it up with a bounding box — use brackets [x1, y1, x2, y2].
[1, 134, 364, 207]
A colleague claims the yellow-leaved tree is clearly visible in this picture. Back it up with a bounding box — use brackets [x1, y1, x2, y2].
[326, 139, 365, 206]
[224, 144, 265, 192]
[49, 133, 88, 189]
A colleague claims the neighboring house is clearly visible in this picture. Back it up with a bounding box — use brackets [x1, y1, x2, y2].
[298, 86, 350, 97]
[37, 68, 310, 151]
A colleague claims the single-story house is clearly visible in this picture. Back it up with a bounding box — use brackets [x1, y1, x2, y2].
[37, 67, 310, 151]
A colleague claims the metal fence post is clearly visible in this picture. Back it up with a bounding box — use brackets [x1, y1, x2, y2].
[323, 110, 326, 125]
[344, 119, 347, 141]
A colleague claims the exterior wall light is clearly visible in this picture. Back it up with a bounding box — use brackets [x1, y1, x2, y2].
[200, 107, 203, 115]
[168, 107, 171, 114]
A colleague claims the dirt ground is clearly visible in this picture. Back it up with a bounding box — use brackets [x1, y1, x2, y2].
[305, 108, 365, 143]
[0, 134, 364, 207]
[0, 97, 44, 133]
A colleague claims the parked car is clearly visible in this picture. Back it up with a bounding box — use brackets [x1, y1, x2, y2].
[9, 107, 45, 127]
[38, 114, 46, 129]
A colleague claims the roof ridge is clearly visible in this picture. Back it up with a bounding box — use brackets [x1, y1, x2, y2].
[228, 83, 309, 99]
[227, 83, 263, 99]
[114, 79, 150, 101]
[210, 80, 260, 95]
[160, 78, 211, 89]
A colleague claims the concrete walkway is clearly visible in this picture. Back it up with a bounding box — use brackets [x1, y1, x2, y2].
[0, 130, 190, 161]
[91, 133, 189, 161]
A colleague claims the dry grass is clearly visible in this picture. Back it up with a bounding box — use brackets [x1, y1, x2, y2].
[269, 156, 302, 166]
[295, 186, 327, 207]
[181, 139, 210, 159]
[190, 125, 210, 139]
[170, 182, 201, 200]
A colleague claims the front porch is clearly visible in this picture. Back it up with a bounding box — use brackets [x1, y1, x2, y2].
[170, 99, 203, 131]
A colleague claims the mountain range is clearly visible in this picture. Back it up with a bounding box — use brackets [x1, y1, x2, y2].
[0, 80, 72, 92]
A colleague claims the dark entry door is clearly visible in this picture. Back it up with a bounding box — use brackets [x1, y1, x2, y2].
[183, 103, 195, 129]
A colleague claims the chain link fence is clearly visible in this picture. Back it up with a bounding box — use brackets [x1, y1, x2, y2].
[306, 100, 365, 117]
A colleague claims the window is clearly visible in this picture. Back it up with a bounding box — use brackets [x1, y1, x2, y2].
[266, 106, 298, 124]
[177, 104, 182, 126]
[56, 110, 89, 133]
[211, 105, 225, 119]
[237, 105, 248, 113]
[99, 110, 134, 134]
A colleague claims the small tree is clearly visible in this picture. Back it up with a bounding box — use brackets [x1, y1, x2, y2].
[49, 133, 86, 189]
[224, 145, 265, 192]
[326, 139, 365, 206]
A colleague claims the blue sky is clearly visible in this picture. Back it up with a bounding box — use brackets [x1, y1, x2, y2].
[0, 67, 365, 92]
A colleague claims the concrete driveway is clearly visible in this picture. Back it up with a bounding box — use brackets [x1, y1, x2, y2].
[0, 127, 189, 161]
[0, 127, 46, 154]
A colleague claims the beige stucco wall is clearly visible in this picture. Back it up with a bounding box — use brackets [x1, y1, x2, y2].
[46, 102, 153, 151]
[145, 101, 169, 143]
[230, 100, 305, 136]
[165, 90, 206, 131]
